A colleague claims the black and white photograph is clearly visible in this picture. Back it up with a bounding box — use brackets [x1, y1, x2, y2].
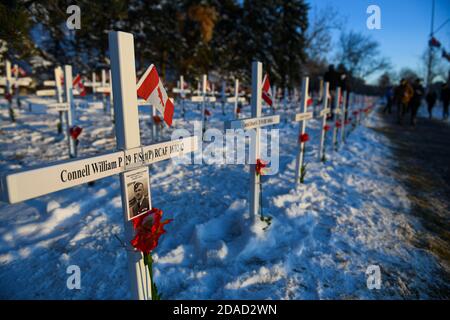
[125, 167, 151, 220]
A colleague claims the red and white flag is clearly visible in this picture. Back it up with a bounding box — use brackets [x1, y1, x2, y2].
[261, 73, 273, 107]
[137, 65, 174, 127]
[73, 74, 86, 97]
[11, 66, 26, 77]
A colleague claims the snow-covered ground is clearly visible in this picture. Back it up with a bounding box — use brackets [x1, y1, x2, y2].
[0, 95, 447, 299]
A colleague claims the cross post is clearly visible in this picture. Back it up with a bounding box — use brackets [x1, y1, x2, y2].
[318, 82, 330, 162]
[294, 77, 313, 185]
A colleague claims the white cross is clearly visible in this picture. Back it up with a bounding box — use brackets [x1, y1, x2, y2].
[233, 78, 239, 118]
[318, 82, 330, 162]
[109, 69, 114, 119]
[221, 80, 226, 115]
[31, 66, 77, 156]
[293, 77, 314, 185]
[3, 61, 32, 121]
[92, 71, 97, 97]
[172, 75, 188, 118]
[201, 74, 207, 135]
[340, 90, 348, 145]
[0, 31, 198, 300]
[331, 87, 341, 150]
[226, 61, 280, 218]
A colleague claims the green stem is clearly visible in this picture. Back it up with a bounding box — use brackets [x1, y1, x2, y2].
[144, 253, 160, 300]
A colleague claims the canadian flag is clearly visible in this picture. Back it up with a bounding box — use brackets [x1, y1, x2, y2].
[73, 74, 86, 97]
[429, 37, 441, 48]
[137, 65, 174, 126]
[11, 66, 26, 76]
[261, 73, 273, 107]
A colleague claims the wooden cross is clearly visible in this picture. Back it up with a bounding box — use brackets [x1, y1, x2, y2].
[233, 78, 239, 118]
[226, 61, 280, 218]
[293, 77, 313, 185]
[201, 74, 207, 136]
[331, 87, 341, 150]
[0, 31, 198, 300]
[3, 61, 32, 121]
[318, 82, 330, 162]
[340, 90, 348, 145]
[31, 66, 77, 157]
[221, 80, 226, 115]
[172, 75, 189, 118]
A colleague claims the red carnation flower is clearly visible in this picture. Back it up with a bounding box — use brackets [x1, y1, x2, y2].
[323, 124, 331, 132]
[130, 208, 173, 256]
[5, 92, 12, 103]
[306, 98, 313, 107]
[299, 133, 309, 143]
[153, 115, 162, 125]
[69, 126, 82, 140]
[256, 159, 267, 176]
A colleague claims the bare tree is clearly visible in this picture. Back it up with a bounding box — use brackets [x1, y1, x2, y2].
[420, 47, 448, 84]
[377, 72, 392, 88]
[305, 5, 343, 62]
[398, 67, 419, 82]
[336, 31, 390, 79]
[303, 5, 343, 91]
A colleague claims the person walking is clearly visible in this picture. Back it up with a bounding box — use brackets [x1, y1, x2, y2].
[441, 83, 450, 120]
[383, 86, 394, 114]
[410, 79, 424, 127]
[425, 89, 437, 119]
[397, 79, 414, 125]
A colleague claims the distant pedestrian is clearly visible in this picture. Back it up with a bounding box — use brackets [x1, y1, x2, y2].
[397, 79, 414, 125]
[425, 90, 437, 119]
[441, 83, 450, 120]
[410, 79, 424, 127]
[383, 86, 394, 114]
[324, 65, 340, 120]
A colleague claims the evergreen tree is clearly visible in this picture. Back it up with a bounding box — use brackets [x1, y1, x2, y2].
[242, 0, 308, 89]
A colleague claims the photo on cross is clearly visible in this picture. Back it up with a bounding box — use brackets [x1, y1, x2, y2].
[125, 168, 151, 220]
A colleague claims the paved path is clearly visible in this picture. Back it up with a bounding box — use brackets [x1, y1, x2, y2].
[372, 106, 450, 297]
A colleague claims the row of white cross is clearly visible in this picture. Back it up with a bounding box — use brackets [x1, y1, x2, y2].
[0, 31, 371, 299]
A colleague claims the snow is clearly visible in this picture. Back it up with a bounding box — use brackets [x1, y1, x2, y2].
[0, 95, 447, 299]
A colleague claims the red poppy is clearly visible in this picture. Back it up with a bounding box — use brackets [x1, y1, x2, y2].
[256, 159, 267, 176]
[5, 92, 12, 103]
[130, 208, 173, 256]
[299, 133, 309, 143]
[323, 124, 331, 132]
[69, 126, 82, 140]
[204, 109, 211, 116]
[306, 98, 313, 107]
[153, 115, 162, 124]
[335, 121, 341, 128]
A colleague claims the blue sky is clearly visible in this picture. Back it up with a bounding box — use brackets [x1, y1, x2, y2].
[309, 0, 450, 83]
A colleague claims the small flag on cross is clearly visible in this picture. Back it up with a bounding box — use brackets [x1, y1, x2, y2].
[261, 73, 273, 107]
[137, 65, 174, 126]
[73, 74, 86, 96]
